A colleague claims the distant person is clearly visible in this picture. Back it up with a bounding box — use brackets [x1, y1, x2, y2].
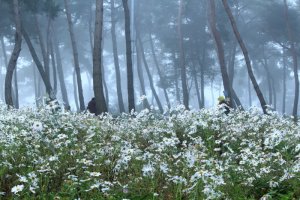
[87, 97, 97, 115]
[218, 96, 230, 115]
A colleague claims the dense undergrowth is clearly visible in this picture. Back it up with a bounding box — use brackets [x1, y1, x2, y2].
[0, 103, 299, 199]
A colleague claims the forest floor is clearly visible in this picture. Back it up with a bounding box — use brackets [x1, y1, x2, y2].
[0, 104, 300, 199]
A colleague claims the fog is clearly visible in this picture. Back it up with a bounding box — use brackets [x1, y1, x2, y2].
[0, 0, 300, 116]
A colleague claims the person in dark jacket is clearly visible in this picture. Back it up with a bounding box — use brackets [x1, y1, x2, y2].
[87, 97, 97, 114]
[218, 96, 230, 115]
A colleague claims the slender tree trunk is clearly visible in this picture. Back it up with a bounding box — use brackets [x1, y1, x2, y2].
[13, 68, 19, 108]
[263, 60, 273, 106]
[64, 0, 85, 111]
[248, 76, 252, 107]
[110, 0, 125, 113]
[92, 0, 107, 114]
[137, 35, 163, 113]
[73, 70, 79, 111]
[222, 0, 267, 113]
[192, 64, 202, 109]
[282, 52, 287, 113]
[271, 78, 277, 110]
[178, 0, 189, 109]
[33, 66, 39, 106]
[122, 0, 135, 112]
[283, 0, 299, 121]
[136, 40, 150, 110]
[22, 27, 53, 97]
[172, 50, 181, 103]
[209, 0, 233, 107]
[149, 33, 171, 109]
[53, 33, 70, 108]
[34, 15, 50, 81]
[5, 0, 22, 107]
[1, 37, 8, 101]
[49, 40, 57, 95]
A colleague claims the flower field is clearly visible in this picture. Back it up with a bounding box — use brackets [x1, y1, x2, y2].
[0, 104, 300, 199]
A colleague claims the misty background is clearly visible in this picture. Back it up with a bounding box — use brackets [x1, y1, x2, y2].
[0, 0, 299, 116]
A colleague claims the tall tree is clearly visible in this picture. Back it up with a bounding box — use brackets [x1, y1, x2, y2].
[110, 0, 125, 113]
[122, 0, 135, 112]
[5, 0, 22, 107]
[222, 0, 267, 113]
[178, 0, 189, 109]
[93, 0, 107, 114]
[64, 0, 85, 111]
[208, 0, 233, 107]
[283, 0, 299, 120]
[53, 32, 70, 109]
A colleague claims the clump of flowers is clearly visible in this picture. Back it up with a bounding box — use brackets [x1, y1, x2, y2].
[0, 104, 299, 199]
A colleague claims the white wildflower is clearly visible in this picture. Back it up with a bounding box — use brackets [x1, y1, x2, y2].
[11, 184, 24, 194]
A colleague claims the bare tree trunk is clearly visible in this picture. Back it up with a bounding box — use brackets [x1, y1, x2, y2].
[122, 0, 135, 112]
[73, 70, 79, 112]
[209, 0, 233, 107]
[149, 33, 171, 109]
[136, 40, 150, 110]
[22, 27, 53, 97]
[1, 36, 8, 101]
[92, 0, 107, 114]
[34, 15, 49, 77]
[13, 68, 19, 108]
[222, 0, 267, 113]
[248, 76, 252, 107]
[64, 0, 85, 111]
[192, 64, 202, 109]
[172, 50, 181, 103]
[283, 0, 299, 121]
[282, 52, 286, 113]
[110, 0, 125, 113]
[137, 35, 163, 113]
[49, 40, 57, 95]
[53, 33, 70, 108]
[33, 66, 39, 106]
[5, 0, 22, 107]
[178, 0, 189, 109]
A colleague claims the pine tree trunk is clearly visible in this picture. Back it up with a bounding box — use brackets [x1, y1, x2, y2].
[92, 0, 107, 114]
[64, 0, 85, 111]
[192, 64, 202, 109]
[137, 35, 163, 113]
[282, 52, 286, 113]
[149, 33, 171, 109]
[209, 0, 233, 107]
[122, 0, 135, 112]
[5, 0, 22, 108]
[73, 70, 79, 112]
[53, 33, 70, 108]
[49, 40, 57, 95]
[111, 0, 125, 113]
[34, 15, 50, 81]
[13, 68, 19, 108]
[178, 0, 189, 109]
[222, 0, 267, 113]
[283, 0, 299, 121]
[248, 76, 252, 107]
[136, 40, 150, 110]
[22, 27, 53, 97]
